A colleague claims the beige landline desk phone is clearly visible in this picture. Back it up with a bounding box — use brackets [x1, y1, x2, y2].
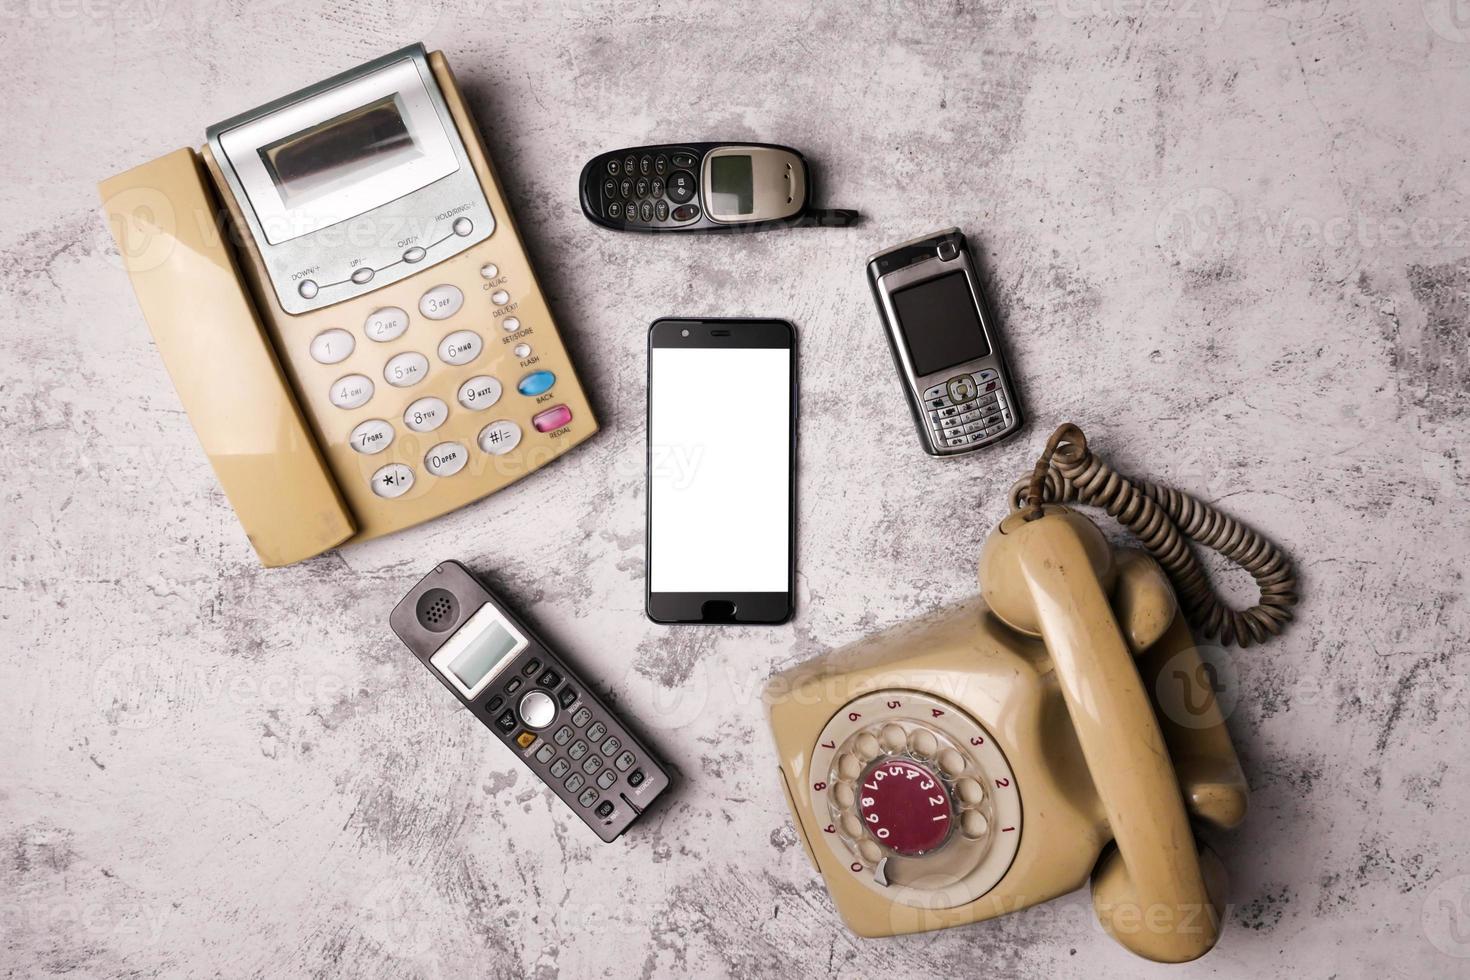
[766, 425, 1297, 963]
[99, 45, 595, 566]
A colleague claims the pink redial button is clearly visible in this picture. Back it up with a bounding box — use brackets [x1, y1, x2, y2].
[532, 404, 573, 433]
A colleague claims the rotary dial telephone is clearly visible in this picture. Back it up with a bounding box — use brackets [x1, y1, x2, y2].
[765, 424, 1297, 963]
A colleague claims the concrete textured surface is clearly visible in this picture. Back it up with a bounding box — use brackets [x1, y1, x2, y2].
[4, 1, 1470, 977]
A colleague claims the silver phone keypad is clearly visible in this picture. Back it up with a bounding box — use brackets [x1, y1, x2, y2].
[922, 369, 1013, 448]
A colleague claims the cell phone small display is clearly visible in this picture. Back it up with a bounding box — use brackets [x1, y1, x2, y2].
[891, 271, 991, 377]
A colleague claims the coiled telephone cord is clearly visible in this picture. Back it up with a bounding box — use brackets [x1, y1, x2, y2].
[1011, 423, 1298, 647]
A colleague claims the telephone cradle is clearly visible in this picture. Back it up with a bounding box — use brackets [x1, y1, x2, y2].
[765, 424, 1297, 963]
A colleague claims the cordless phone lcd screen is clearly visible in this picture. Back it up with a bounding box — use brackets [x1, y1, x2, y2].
[432, 603, 527, 697]
[891, 271, 991, 377]
[649, 346, 790, 593]
[709, 155, 755, 215]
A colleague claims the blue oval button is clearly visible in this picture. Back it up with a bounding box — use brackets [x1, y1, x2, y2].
[517, 370, 556, 396]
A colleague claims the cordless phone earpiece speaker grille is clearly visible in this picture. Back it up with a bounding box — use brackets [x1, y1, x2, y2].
[416, 588, 459, 632]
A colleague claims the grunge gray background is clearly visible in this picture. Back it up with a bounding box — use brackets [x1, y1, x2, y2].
[4, 1, 1469, 976]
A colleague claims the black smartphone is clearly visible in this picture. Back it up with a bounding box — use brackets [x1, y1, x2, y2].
[646, 318, 797, 624]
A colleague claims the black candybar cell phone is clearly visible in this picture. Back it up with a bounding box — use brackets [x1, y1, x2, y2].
[390, 561, 671, 842]
[867, 228, 1023, 456]
[579, 142, 857, 232]
[646, 318, 796, 624]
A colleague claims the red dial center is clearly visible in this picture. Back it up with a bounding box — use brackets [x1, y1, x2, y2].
[857, 758, 953, 855]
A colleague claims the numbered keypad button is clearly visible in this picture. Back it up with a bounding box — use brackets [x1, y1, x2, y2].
[638, 200, 653, 222]
[654, 200, 669, 221]
[568, 740, 589, 761]
[438, 330, 482, 366]
[424, 441, 468, 478]
[586, 721, 607, 742]
[534, 743, 555, 764]
[600, 736, 621, 757]
[550, 758, 570, 778]
[364, 307, 409, 342]
[384, 351, 428, 388]
[419, 284, 463, 320]
[310, 329, 355, 364]
[403, 396, 448, 433]
[349, 419, 394, 455]
[596, 769, 617, 790]
[553, 726, 573, 746]
[566, 773, 585, 794]
[329, 374, 373, 409]
[370, 463, 414, 499]
[477, 420, 522, 456]
[653, 154, 668, 176]
[571, 707, 592, 727]
[457, 376, 502, 411]
[578, 788, 599, 808]
[581, 754, 603, 775]
[614, 751, 636, 772]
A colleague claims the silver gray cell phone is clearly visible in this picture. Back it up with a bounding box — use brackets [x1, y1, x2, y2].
[866, 228, 1023, 456]
[390, 561, 671, 842]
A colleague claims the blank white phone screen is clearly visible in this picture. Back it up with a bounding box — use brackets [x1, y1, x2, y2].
[649, 346, 791, 593]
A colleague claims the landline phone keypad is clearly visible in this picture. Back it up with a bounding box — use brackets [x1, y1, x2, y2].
[311, 279, 577, 499]
[922, 368, 1013, 449]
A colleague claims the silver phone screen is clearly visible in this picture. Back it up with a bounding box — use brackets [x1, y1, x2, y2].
[891, 271, 991, 376]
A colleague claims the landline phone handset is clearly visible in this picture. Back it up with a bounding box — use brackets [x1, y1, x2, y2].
[766, 423, 1298, 963]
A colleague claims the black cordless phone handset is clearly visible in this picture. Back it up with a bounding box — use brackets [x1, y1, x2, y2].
[390, 561, 671, 842]
[579, 142, 857, 232]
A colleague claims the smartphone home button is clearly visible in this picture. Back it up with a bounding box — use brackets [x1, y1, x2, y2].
[701, 600, 737, 622]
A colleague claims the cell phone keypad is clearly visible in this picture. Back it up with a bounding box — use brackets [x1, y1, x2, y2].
[596, 150, 702, 226]
[922, 369, 1014, 449]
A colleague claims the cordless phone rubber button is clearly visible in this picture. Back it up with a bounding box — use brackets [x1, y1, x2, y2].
[654, 200, 669, 221]
[595, 800, 615, 818]
[490, 289, 511, 306]
[535, 744, 556, 764]
[572, 707, 593, 727]
[596, 770, 617, 790]
[452, 217, 474, 237]
[623, 154, 636, 174]
[615, 751, 636, 772]
[568, 740, 589, 760]
[578, 788, 599, 808]
[666, 170, 696, 204]
[436, 330, 483, 366]
[556, 687, 577, 709]
[550, 758, 571, 778]
[626, 768, 644, 787]
[418, 284, 464, 320]
[602, 178, 616, 199]
[403, 396, 450, 433]
[329, 374, 374, 410]
[600, 736, 621, 757]
[568, 775, 587, 794]
[651, 177, 665, 198]
[349, 419, 394, 455]
[495, 709, 517, 732]
[477, 419, 523, 456]
[537, 668, 562, 688]
[297, 279, 319, 299]
[456, 377, 502, 411]
[635, 177, 649, 198]
[487, 696, 504, 712]
[515, 731, 536, 748]
[518, 691, 556, 730]
[350, 266, 374, 285]
[639, 201, 654, 222]
[425, 441, 468, 478]
[671, 204, 700, 222]
[581, 754, 602, 775]
[671, 152, 697, 169]
[403, 246, 426, 264]
[587, 721, 607, 741]
[505, 677, 523, 695]
[517, 371, 557, 397]
[607, 201, 622, 219]
[522, 659, 542, 676]
[654, 154, 668, 176]
[606, 159, 620, 175]
[364, 307, 409, 342]
[553, 726, 573, 746]
[384, 351, 429, 388]
[619, 178, 633, 198]
[532, 405, 573, 433]
[309, 328, 355, 365]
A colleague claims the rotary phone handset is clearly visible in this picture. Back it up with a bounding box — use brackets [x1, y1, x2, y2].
[1014, 423, 1298, 647]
